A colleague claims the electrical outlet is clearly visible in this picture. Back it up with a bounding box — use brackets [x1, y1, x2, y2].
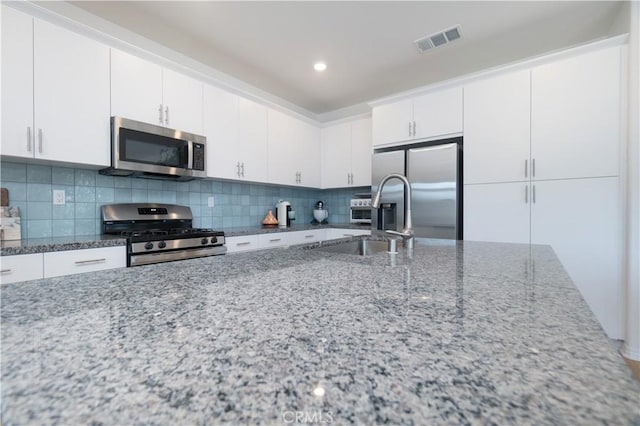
[53, 190, 66, 205]
[207, 196, 215, 208]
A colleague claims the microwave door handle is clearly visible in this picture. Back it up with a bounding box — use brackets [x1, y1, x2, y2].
[187, 141, 194, 170]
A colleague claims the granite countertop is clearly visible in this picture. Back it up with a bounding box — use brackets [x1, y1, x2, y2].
[1, 240, 639, 424]
[0, 234, 127, 256]
[0, 223, 368, 256]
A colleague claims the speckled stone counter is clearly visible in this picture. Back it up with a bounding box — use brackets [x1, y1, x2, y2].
[0, 234, 127, 256]
[2, 240, 639, 424]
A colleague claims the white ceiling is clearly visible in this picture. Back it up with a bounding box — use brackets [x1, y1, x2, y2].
[65, 1, 626, 118]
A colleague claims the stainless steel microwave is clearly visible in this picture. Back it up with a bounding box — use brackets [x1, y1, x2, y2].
[100, 117, 206, 181]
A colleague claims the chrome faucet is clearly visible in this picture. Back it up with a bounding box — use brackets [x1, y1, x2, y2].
[372, 173, 414, 250]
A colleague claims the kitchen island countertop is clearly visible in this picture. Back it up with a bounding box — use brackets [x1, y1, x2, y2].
[1, 239, 639, 424]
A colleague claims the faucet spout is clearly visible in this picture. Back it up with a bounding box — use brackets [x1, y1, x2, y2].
[372, 173, 414, 249]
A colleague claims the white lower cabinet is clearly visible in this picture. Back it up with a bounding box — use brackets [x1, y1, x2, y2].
[464, 177, 623, 339]
[0, 253, 44, 285]
[324, 228, 371, 240]
[226, 235, 259, 253]
[257, 233, 290, 249]
[1, 246, 126, 284]
[44, 246, 126, 279]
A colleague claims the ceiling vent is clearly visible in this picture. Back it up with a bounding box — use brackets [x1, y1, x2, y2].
[414, 25, 463, 53]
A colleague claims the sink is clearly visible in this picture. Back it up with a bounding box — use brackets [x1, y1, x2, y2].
[313, 239, 391, 256]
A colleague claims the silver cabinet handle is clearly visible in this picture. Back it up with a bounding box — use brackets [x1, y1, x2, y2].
[269, 238, 281, 242]
[525, 159, 528, 178]
[305, 235, 314, 238]
[409, 122, 412, 137]
[0, 269, 11, 274]
[27, 127, 32, 152]
[159, 104, 164, 125]
[165, 106, 169, 126]
[241, 162, 245, 178]
[298, 172, 301, 183]
[412, 121, 416, 137]
[38, 128, 43, 153]
[532, 158, 536, 177]
[236, 241, 251, 246]
[343, 233, 354, 237]
[75, 258, 106, 265]
[525, 185, 529, 204]
[347, 172, 350, 185]
[236, 162, 241, 177]
[533, 185, 536, 203]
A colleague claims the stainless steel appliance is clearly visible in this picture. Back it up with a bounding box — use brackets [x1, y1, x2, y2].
[350, 198, 372, 224]
[101, 203, 226, 266]
[100, 117, 206, 181]
[372, 137, 462, 239]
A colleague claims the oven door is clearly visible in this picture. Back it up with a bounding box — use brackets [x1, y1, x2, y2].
[350, 206, 372, 223]
[111, 116, 206, 178]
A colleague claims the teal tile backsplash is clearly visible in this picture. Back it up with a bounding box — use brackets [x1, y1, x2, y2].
[0, 161, 369, 238]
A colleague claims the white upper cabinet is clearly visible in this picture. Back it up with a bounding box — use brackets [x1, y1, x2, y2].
[531, 46, 622, 181]
[350, 118, 373, 187]
[1, 6, 34, 159]
[412, 88, 463, 141]
[372, 87, 462, 146]
[321, 122, 352, 188]
[203, 84, 240, 180]
[321, 118, 372, 188]
[463, 70, 531, 184]
[267, 109, 320, 187]
[1, 6, 110, 166]
[203, 85, 268, 182]
[110, 49, 163, 127]
[111, 49, 203, 135]
[237, 97, 268, 182]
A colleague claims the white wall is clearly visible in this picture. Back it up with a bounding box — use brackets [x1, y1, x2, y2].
[623, 1, 640, 362]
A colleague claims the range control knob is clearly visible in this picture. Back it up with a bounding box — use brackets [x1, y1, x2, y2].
[144, 242, 154, 250]
[201, 238, 209, 245]
[158, 241, 167, 249]
[210, 236, 218, 244]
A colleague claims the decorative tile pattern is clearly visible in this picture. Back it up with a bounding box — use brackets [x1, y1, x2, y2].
[0, 161, 365, 239]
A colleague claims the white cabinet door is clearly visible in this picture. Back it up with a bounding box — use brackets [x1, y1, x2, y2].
[288, 229, 326, 245]
[204, 84, 240, 180]
[34, 19, 110, 166]
[372, 98, 413, 146]
[464, 70, 531, 184]
[44, 246, 126, 278]
[0, 254, 43, 285]
[226, 235, 259, 253]
[110, 49, 163, 126]
[463, 183, 530, 244]
[162, 68, 203, 134]
[413, 87, 463, 140]
[531, 177, 622, 338]
[350, 118, 372, 186]
[321, 122, 352, 188]
[1, 6, 34, 159]
[296, 119, 321, 187]
[531, 47, 622, 181]
[267, 108, 296, 185]
[257, 233, 290, 249]
[238, 98, 268, 182]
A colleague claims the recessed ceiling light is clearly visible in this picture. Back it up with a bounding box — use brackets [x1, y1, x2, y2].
[314, 62, 327, 72]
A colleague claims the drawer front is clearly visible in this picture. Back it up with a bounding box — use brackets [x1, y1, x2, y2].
[0, 254, 44, 284]
[44, 246, 126, 278]
[226, 235, 259, 253]
[257, 233, 290, 249]
[325, 228, 372, 240]
[288, 230, 326, 245]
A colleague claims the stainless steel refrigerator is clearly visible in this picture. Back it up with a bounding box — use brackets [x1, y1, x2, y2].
[371, 137, 462, 239]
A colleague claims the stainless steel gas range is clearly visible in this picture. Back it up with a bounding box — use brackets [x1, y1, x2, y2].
[101, 203, 226, 266]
